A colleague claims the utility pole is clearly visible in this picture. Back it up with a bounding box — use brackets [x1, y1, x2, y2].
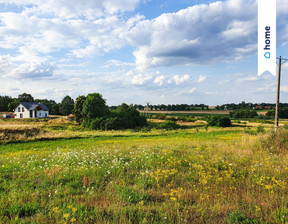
[275, 56, 288, 131]
[145, 102, 151, 120]
[275, 56, 281, 131]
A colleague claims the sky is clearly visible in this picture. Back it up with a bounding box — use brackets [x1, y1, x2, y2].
[1, 0, 288, 106]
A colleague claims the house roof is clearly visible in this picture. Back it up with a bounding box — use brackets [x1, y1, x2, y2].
[16, 102, 50, 111]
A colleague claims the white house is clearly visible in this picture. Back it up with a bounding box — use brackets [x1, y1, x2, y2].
[14, 102, 49, 119]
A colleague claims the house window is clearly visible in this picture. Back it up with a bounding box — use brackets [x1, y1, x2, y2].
[18, 107, 20, 112]
[22, 107, 24, 112]
[20, 113, 23, 118]
[39, 113, 41, 116]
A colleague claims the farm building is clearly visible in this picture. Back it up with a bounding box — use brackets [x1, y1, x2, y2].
[14, 102, 49, 119]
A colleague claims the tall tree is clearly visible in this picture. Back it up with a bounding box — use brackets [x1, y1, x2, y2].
[82, 93, 108, 119]
[59, 95, 74, 116]
[0, 95, 13, 112]
[18, 93, 34, 102]
[73, 95, 86, 123]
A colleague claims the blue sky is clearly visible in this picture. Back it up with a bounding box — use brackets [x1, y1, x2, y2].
[0, 0, 288, 105]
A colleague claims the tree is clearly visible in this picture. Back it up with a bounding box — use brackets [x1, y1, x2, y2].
[18, 93, 34, 102]
[8, 98, 20, 112]
[0, 95, 13, 112]
[59, 95, 74, 116]
[206, 116, 231, 127]
[51, 104, 60, 115]
[35, 99, 57, 111]
[82, 93, 108, 119]
[73, 95, 86, 123]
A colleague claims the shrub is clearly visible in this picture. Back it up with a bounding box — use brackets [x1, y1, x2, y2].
[230, 110, 258, 118]
[218, 117, 232, 127]
[156, 120, 180, 130]
[206, 116, 231, 127]
[266, 108, 288, 118]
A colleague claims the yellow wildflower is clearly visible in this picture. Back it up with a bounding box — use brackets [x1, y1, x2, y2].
[63, 213, 70, 219]
[72, 207, 77, 212]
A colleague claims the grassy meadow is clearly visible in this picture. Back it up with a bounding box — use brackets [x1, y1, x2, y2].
[1, 116, 288, 223]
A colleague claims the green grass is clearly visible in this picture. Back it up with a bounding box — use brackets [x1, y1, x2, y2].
[1, 121, 288, 223]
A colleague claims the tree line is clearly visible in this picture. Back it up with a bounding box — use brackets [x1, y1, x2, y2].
[0, 93, 74, 115]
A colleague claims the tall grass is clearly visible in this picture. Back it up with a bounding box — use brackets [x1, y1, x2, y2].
[0, 122, 288, 223]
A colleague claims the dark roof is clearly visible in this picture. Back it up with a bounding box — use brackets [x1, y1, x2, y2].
[16, 102, 50, 111]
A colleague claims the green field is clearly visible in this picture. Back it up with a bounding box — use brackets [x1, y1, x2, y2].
[1, 118, 288, 223]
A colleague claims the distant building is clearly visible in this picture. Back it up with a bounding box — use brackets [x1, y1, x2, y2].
[14, 102, 49, 119]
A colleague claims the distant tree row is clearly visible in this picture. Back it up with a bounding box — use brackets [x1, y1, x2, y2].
[215, 101, 288, 111]
[133, 104, 209, 111]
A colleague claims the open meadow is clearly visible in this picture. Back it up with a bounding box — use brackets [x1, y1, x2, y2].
[1, 117, 288, 223]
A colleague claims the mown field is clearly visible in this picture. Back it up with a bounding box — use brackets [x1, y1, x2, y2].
[1, 117, 288, 223]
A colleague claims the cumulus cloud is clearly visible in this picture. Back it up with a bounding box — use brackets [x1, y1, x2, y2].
[197, 75, 207, 83]
[7, 63, 54, 79]
[153, 75, 166, 86]
[0, 54, 12, 75]
[131, 73, 153, 85]
[0, 1, 144, 65]
[172, 74, 190, 85]
[0, 0, 142, 19]
[128, 0, 259, 70]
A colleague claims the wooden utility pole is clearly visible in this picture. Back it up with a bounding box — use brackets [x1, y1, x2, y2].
[275, 56, 281, 131]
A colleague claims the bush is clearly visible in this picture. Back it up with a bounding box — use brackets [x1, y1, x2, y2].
[230, 110, 258, 118]
[206, 116, 231, 127]
[266, 108, 288, 118]
[218, 117, 232, 127]
[156, 120, 180, 130]
[82, 103, 147, 130]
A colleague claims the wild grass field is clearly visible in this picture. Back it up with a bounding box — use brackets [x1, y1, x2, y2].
[1, 117, 288, 223]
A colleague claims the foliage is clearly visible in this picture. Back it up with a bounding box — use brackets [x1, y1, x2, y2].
[206, 116, 231, 127]
[266, 108, 288, 118]
[230, 109, 258, 118]
[82, 103, 147, 130]
[82, 93, 108, 119]
[152, 113, 166, 120]
[73, 95, 86, 123]
[256, 128, 288, 153]
[51, 103, 60, 115]
[18, 93, 34, 102]
[59, 95, 74, 116]
[35, 99, 57, 112]
[0, 96, 13, 112]
[156, 120, 180, 130]
[226, 211, 260, 224]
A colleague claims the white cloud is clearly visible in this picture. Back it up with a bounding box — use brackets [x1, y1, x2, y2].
[197, 75, 207, 83]
[7, 63, 54, 79]
[172, 74, 190, 85]
[189, 88, 196, 93]
[131, 73, 153, 85]
[1, 0, 142, 19]
[102, 59, 134, 68]
[153, 75, 165, 86]
[128, 0, 259, 70]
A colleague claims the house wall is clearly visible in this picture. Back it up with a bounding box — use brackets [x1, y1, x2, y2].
[14, 104, 49, 119]
[36, 110, 49, 118]
[14, 105, 30, 118]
